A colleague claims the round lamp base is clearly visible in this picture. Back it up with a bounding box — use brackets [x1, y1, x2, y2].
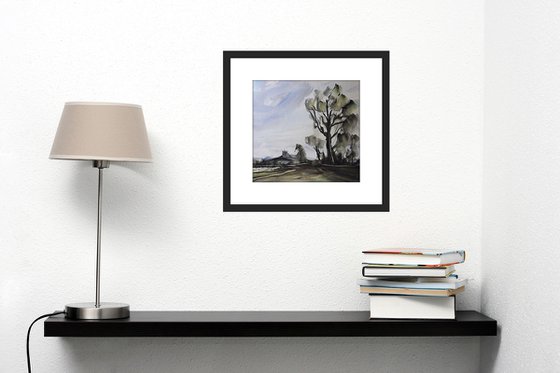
[65, 302, 130, 320]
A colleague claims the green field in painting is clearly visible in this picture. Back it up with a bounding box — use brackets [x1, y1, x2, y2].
[253, 164, 359, 182]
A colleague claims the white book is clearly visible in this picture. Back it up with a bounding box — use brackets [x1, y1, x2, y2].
[362, 265, 455, 278]
[369, 295, 456, 319]
[361, 285, 464, 297]
[362, 249, 465, 266]
[358, 276, 467, 290]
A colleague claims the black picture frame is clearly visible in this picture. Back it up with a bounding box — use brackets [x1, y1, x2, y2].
[223, 50, 389, 212]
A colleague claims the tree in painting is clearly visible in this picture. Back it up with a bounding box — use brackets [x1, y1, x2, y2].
[304, 84, 359, 164]
[294, 144, 307, 163]
[305, 135, 325, 162]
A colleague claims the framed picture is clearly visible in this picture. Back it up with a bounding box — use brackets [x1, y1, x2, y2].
[223, 51, 389, 211]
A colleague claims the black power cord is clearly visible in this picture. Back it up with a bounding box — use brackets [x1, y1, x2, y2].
[27, 311, 66, 373]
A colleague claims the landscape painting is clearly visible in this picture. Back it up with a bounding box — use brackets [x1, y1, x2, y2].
[253, 80, 360, 182]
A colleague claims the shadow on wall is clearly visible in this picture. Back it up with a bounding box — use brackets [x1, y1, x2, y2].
[480, 325, 502, 373]
[63, 134, 185, 253]
[59, 336, 481, 373]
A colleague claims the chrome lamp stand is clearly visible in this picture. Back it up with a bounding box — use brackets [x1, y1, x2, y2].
[65, 160, 130, 319]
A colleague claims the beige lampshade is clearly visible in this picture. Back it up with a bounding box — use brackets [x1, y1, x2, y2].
[50, 102, 152, 162]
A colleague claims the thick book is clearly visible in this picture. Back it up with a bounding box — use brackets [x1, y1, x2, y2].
[362, 249, 465, 266]
[369, 295, 456, 319]
[362, 265, 455, 278]
[358, 276, 467, 290]
[360, 285, 465, 297]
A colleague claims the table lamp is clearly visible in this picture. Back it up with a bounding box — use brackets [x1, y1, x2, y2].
[50, 102, 152, 319]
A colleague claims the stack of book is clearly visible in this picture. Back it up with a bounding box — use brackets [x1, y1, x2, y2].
[360, 249, 466, 319]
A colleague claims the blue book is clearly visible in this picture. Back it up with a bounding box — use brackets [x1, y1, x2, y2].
[358, 275, 467, 290]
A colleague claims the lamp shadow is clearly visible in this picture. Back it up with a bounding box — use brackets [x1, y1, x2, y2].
[65, 133, 183, 254]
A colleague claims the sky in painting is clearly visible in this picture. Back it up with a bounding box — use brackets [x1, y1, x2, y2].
[253, 80, 360, 160]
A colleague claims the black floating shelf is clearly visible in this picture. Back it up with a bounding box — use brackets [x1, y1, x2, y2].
[44, 311, 496, 337]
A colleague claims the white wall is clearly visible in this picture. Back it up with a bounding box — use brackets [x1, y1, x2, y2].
[0, 1, 484, 372]
[481, 0, 560, 371]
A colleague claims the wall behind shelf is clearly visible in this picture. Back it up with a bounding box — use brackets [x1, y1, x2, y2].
[0, 0, 483, 372]
[482, 0, 560, 371]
